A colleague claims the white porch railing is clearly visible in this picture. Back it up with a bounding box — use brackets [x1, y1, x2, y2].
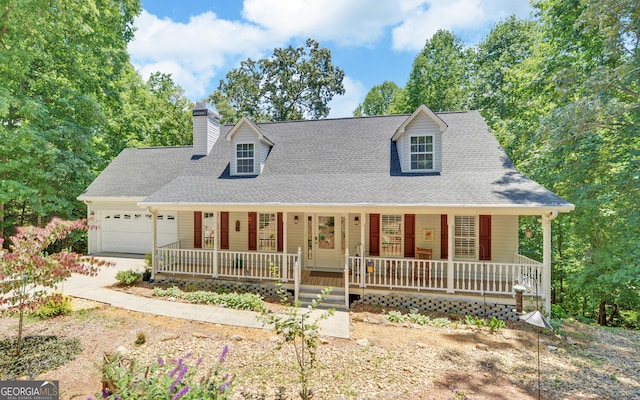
[156, 247, 296, 282]
[348, 255, 544, 296]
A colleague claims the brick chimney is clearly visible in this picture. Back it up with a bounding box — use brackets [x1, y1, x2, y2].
[192, 102, 220, 157]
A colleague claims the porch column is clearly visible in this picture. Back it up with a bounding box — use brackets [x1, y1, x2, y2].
[542, 211, 558, 315]
[283, 212, 289, 282]
[360, 212, 366, 287]
[151, 210, 158, 279]
[446, 213, 454, 293]
[213, 211, 218, 278]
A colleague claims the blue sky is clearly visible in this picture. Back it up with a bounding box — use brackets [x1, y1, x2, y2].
[130, 1, 534, 117]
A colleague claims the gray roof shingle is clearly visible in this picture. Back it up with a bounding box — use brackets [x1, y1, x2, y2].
[79, 111, 572, 210]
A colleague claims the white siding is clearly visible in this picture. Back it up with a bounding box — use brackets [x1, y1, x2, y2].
[490, 215, 518, 262]
[228, 212, 248, 251]
[415, 214, 441, 258]
[230, 125, 271, 176]
[287, 213, 305, 254]
[177, 211, 195, 249]
[396, 113, 442, 173]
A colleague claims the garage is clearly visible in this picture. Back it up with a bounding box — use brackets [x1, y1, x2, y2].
[100, 212, 177, 254]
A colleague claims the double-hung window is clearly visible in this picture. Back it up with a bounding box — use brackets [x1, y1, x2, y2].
[236, 143, 254, 174]
[454, 216, 476, 259]
[258, 213, 276, 252]
[381, 214, 402, 256]
[410, 135, 434, 171]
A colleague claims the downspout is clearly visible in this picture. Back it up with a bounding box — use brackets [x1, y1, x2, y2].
[542, 210, 558, 315]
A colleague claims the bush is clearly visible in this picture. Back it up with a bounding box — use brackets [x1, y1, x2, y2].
[551, 304, 567, 320]
[153, 287, 264, 311]
[115, 270, 142, 286]
[0, 335, 82, 378]
[94, 348, 233, 399]
[32, 294, 73, 319]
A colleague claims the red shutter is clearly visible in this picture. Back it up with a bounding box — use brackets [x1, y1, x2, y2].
[220, 212, 229, 250]
[479, 215, 491, 260]
[194, 211, 202, 249]
[369, 214, 380, 256]
[277, 212, 283, 252]
[248, 212, 257, 251]
[440, 214, 448, 259]
[404, 214, 416, 257]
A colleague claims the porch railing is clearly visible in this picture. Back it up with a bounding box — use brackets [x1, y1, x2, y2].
[348, 255, 544, 296]
[156, 247, 295, 282]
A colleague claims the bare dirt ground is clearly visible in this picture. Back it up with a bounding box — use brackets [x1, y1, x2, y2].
[1, 289, 639, 400]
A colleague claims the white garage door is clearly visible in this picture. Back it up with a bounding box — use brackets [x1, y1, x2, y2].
[101, 212, 177, 254]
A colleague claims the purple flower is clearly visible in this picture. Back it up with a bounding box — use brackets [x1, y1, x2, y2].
[171, 386, 189, 400]
[169, 358, 184, 378]
[169, 365, 188, 393]
[219, 345, 229, 363]
[196, 357, 203, 366]
[157, 358, 165, 366]
[219, 380, 231, 393]
[101, 389, 111, 398]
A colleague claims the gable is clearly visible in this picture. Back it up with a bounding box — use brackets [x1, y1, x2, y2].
[394, 109, 445, 173]
[225, 117, 274, 176]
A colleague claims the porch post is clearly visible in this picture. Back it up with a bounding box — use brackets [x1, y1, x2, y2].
[447, 213, 454, 293]
[360, 212, 366, 288]
[283, 212, 289, 282]
[213, 211, 218, 278]
[542, 211, 558, 315]
[151, 210, 158, 279]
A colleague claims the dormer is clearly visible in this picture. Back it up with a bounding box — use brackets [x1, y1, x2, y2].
[391, 104, 447, 174]
[225, 117, 274, 176]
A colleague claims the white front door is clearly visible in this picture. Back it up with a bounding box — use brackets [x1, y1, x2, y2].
[313, 214, 342, 270]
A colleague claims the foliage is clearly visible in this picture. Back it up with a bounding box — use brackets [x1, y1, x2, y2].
[400, 30, 471, 112]
[116, 269, 143, 286]
[94, 348, 233, 399]
[135, 331, 146, 346]
[353, 81, 402, 116]
[31, 293, 73, 319]
[153, 286, 264, 311]
[0, 0, 141, 237]
[259, 263, 334, 399]
[0, 218, 108, 355]
[0, 335, 82, 378]
[209, 38, 345, 123]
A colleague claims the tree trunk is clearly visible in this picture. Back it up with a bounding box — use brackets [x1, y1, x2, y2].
[607, 303, 619, 325]
[16, 307, 24, 356]
[597, 300, 607, 326]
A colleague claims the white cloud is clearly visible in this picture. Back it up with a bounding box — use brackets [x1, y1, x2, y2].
[129, 10, 277, 99]
[392, 0, 534, 52]
[327, 76, 365, 118]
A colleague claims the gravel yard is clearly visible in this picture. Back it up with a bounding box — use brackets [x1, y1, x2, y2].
[0, 295, 638, 400]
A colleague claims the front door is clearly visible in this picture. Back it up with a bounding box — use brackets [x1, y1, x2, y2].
[311, 214, 342, 270]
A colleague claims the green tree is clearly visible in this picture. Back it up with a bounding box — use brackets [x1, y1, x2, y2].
[401, 30, 471, 112]
[353, 81, 401, 116]
[209, 39, 345, 123]
[0, 218, 108, 355]
[0, 0, 141, 239]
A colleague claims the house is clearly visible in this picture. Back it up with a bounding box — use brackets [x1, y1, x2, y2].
[78, 103, 573, 317]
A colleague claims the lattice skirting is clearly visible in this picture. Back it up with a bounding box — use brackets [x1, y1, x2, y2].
[353, 293, 519, 321]
[153, 276, 282, 298]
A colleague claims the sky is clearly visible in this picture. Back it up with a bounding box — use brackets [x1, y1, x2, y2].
[129, 1, 534, 118]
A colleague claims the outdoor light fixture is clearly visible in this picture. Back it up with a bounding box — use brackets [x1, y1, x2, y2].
[294, 215, 299, 224]
[235, 220, 240, 232]
[354, 216, 359, 225]
[88, 211, 95, 222]
[525, 228, 534, 238]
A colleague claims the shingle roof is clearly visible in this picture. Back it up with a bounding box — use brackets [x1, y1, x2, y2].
[80, 111, 572, 210]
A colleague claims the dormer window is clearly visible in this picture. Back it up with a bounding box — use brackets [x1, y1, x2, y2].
[410, 135, 433, 171]
[236, 143, 255, 174]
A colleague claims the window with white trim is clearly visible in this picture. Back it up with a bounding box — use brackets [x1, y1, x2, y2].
[203, 212, 215, 249]
[410, 135, 434, 171]
[258, 213, 276, 252]
[454, 216, 476, 258]
[381, 214, 402, 256]
[236, 143, 254, 174]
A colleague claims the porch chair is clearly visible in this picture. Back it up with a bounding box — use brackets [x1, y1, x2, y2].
[415, 247, 432, 281]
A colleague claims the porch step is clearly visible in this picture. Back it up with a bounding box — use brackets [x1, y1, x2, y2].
[297, 285, 347, 311]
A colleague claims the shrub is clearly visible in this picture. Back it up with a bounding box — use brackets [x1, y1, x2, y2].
[31, 293, 73, 319]
[94, 348, 233, 399]
[551, 304, 567, 320]
[0, 335, 82, 378]
[153, 286, 264, 311]
[135, 332, 146, 346]
[115, 270, 142, 286]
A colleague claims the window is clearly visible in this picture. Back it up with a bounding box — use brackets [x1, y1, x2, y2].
[381, 214, 402, 256]
[203, 212, 215, 249]
[410, 135, 433, 171]
[258, 213, 276, 251]
[236, 143, 254, 174]
[454, 216, 476, 258]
